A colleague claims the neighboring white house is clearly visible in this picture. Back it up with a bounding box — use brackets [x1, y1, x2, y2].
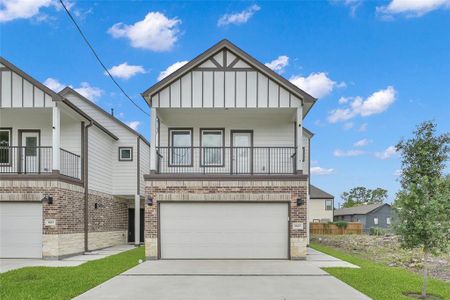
[141, 39, 318, 260]
[0, 57, 149, 259]
[308, 185, 334, 223]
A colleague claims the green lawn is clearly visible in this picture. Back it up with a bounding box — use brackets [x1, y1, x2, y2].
[0, 246, 145, 300]
[310, 243, 450, 300]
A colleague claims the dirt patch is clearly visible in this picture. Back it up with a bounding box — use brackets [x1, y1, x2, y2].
[403, 292, 443, 299]
[311, 234, 450, 283]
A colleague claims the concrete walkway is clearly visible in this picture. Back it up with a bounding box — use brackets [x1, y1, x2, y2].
[75, 248, 368, 300]
[0, 244, 135, 273]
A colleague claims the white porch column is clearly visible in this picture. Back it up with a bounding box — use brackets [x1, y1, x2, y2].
[134, 194, 140, 245]
[150, 107, 157, 172]
[52, 104, 61, 172]
[296, 105, 303, 173]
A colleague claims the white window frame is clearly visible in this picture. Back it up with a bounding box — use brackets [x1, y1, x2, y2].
[119, 147, 133, 161]
[386, 217, 391, 225]
[374, 217, 379, 225]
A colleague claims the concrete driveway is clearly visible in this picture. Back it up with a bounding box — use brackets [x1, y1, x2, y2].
[75, 249, 370, 300]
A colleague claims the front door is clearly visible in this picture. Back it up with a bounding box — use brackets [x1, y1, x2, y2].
[231, 131, 252, 174]
[20, 131, 40, 174]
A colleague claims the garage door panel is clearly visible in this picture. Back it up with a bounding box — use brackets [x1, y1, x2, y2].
[160, 202, 288, 259]
[0, 202, 43, 258]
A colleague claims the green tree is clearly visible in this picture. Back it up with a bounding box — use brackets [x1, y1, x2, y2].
[394, 121, 450, 299]
[341, 187, 388, 208]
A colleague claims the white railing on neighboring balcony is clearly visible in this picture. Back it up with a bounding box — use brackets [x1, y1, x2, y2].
[156, 146, 297, 175]
[0, 146, 81, 180]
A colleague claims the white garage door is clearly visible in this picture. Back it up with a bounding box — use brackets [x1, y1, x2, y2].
[160, 202, 289, 259]
[0, 202, 43, 258]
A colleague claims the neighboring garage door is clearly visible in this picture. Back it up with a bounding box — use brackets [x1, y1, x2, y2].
[0, 202, 43, 258]
[160, 202, 289, 259]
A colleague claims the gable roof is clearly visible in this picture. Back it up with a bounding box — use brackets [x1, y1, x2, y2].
[141, 39, 317, 110]
[303, 127, 314, 138]
[334, 203, 390, 216]
[310, 185, 334, 199]
[0, 56, 62, 101]
[59, 87, 150, 146]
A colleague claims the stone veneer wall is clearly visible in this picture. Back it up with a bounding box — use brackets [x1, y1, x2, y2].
[144, 179, 308, 260]
[0, 180, 128, 259]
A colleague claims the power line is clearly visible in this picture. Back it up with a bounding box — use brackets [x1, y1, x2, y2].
[58, 0, 150, 117]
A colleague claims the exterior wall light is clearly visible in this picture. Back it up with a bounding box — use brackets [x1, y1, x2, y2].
[296, 198, 304, 206]
[42, 195, 53, 204]
[146, 197, 153, 206]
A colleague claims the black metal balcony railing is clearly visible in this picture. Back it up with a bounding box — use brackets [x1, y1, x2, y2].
[0, 146, 81, 179]
[156, 146, 296, 175]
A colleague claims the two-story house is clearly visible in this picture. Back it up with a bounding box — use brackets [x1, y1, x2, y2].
[141, 40, 317, 260]
[0, 57, 149, 259]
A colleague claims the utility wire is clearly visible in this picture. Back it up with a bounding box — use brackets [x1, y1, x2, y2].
[58, 0, 150, 117]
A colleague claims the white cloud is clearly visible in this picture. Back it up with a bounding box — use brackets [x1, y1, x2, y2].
[157, 60, 188, 81]
[74, 82, 103, 101]
[108, 12, 181, 52]
[394, 169, 402, 176]
[217, 4, 260, 26]
[377, 0, 450, 17]
[106, 62, 146, 80]
[0, 0, 52, 22]
[44, 77, 65, 92]
[375, 145, 397, 160]
[290, 72, 342, 98]
[338, 96, 350, 104]
[343, 122, 354, 130]
[328, 86, 396, 123]
[358, 123, 368, 132]
[265, 55, 289, 73]
[0, 0, 76, 23]
[126, 121, 141, 130]
[311, 166, 335, 175]
[354, 138, 371, 147]
[334, 149, 366, 157]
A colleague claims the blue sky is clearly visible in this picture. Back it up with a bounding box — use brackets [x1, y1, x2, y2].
[1, 0, 449, 206]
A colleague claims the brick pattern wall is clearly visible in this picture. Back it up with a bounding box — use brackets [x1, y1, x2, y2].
[144, 179, 308, 258]
[88, 190, 128, 233]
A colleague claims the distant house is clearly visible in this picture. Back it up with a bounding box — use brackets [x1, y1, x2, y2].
[308, 185, 334, 223]
[334, 203, 392, 229]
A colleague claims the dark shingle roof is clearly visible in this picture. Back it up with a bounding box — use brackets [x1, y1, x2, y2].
[334, 203, 389, 216]
[310, 185, 334, 199]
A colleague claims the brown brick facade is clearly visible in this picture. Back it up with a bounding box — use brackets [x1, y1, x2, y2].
[144, 178, 308, 260]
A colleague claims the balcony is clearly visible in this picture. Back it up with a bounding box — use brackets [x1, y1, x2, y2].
[156, 146, 297, 175]
[0, 146, 81, 180]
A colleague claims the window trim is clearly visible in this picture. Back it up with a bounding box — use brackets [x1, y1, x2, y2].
[374, 217, 379, 225]
[168, 128, 193, 167]
[0, 128, 12, 166]
[386, 217, 391, 225]
[325, 199, 333, 211]
[118, 147, 133, 162]
[199, 128, 225, 167]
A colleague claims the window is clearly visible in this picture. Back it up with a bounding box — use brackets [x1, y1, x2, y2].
[386, 217, 391, 225]
[302, 147, 305, 162]
[201, 129, 224, 166]
[170, 129, 192, 166]
[374, 217, 379, 225]
[0, 129, 11, 164]
[325, 199, 333, 211]
[119, 147, 133, 161]
[25, 136, 37, 156]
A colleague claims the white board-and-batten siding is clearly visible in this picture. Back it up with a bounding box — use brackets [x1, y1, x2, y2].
[0, 64, 54, 108]
[64, 92, 148, 196]
[150, 50, 302, 109]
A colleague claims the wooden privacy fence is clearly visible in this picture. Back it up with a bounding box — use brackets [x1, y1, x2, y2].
[310, 222, 363, 235]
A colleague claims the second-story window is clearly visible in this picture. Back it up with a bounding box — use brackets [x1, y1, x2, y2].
[119, 147, 133, 161]
[200, 129, 224, 166]
[325, 199, 333, 211]
[0, 129, 11, 164]
[170, 129, 192, 166]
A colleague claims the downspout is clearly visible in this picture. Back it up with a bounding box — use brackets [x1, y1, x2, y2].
[84, 121, 93, 252]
